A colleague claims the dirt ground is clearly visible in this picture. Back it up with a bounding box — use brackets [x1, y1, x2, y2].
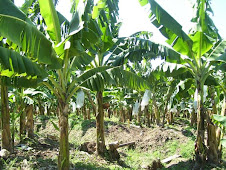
[69, 118, 195, 153]
[0, 117, 224, 169]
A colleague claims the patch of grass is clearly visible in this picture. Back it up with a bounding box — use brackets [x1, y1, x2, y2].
[122, 149, 154, 169]
[152, 149, 162, 159]
[180, 140, 194, 159]
[147, 138, 194, 162]
[105, 116, 119, 123]
[1, 157, 18, 169]
[151, 140, 180, 160]
[168, 141, 179, 155]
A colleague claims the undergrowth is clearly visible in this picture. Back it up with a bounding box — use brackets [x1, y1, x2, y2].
[1, 114, 225, 170]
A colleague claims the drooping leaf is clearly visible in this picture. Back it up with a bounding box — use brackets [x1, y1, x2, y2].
[142, 0, 193, 56]
[0, 46, 47, 78]
[109, 35, 184, 66]
[213, 53, 226, 63]
[3, 76, 42, 88]
[71, 53, 94, 70]
[0, 0, 28, 21]
[215, 63, 226, 72]
[204, 75, 218, 86]
[57, 11, 69, 27]
[212, 114, 226, 127]
[69, 11, 83, 35]
[207, 40, 226, 59]
[78, 66, 149, 91]
[23, 88, 48, 97]
[0, 14, 61, 68]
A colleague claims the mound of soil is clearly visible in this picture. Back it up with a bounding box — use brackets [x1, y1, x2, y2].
[106, 124, 187, 152]
[79, 141, 96, 154]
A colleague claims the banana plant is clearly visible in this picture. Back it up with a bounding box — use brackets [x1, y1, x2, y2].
[35, 0, 91, 168]
[0, 0, 81, 168]
[63, 0, 152, 156]
[0, 0, 62, 152]
[31, 0, 138, 167]
[139, 0, 226, 165]
[4, 0, 124, 167]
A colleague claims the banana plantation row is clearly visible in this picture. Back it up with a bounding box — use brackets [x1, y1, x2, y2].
[0, 0, 225, 169]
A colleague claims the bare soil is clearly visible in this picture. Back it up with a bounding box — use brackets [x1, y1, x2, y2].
[0, 117, 224, 169]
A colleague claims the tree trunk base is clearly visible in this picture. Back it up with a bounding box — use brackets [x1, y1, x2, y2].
[195, 136, 207, 165]
[207, 122, 220, 164]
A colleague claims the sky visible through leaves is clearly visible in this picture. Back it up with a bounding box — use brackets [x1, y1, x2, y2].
[14, 0, 226, 44]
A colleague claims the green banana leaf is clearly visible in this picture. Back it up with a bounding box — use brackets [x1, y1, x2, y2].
[38, 0, 61, 44]
[2, 76, 42, 88]
[78, 66, 149, 91]
[212, 114, 226, 127]
[109, 35, 185, 65]
[138, 0, 193, 57]
[0, 46, 47, 78]
[0, 14, 61, 69]
[71, 53, 94, 71]
[0, 0, 28, 22]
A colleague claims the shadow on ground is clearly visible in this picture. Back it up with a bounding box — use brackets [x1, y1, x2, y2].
[164, 159, 226, 170]
[72, 162, 110, 170]
[164, 160, 193, 170]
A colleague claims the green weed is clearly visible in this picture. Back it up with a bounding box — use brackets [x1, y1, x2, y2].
[180, 140, 194, 158]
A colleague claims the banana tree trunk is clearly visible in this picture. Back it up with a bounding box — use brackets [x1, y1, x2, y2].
[206, 87, 221, 163]
[195, 81, 207, 165]
[120, 107, 125, 123]
[1, 83, 12, 152]
[162, 104, 167, 127]
[150, 105, 154, 124]
[96, 91, 106, 155]
[169, 111, 173, 125]
[210, 86, 217, 114]
[144, 105, 150, 127]
[20, 106, 26, 142]
[162, 89, 172, 127]
[153, 97, 160, 125]
[26, 104, 34, 138]
[107, 108, 111, 118]
[38, 96, 44, 115]
[58, 101, 69, 170]
[191, 109, 197, 126]
[86, 91, 96, 116]
[82, 103, 87, 120]
[207, 121, 219, 163]
[76, 108, 80, 116]
[216, 94, 225, 159]
[127, 107, 132, 121]
[87, 108, 91, 120]
[47, 105, 51, 116]
[137, 106, 142, 125]
[0, 112, 1, 130]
